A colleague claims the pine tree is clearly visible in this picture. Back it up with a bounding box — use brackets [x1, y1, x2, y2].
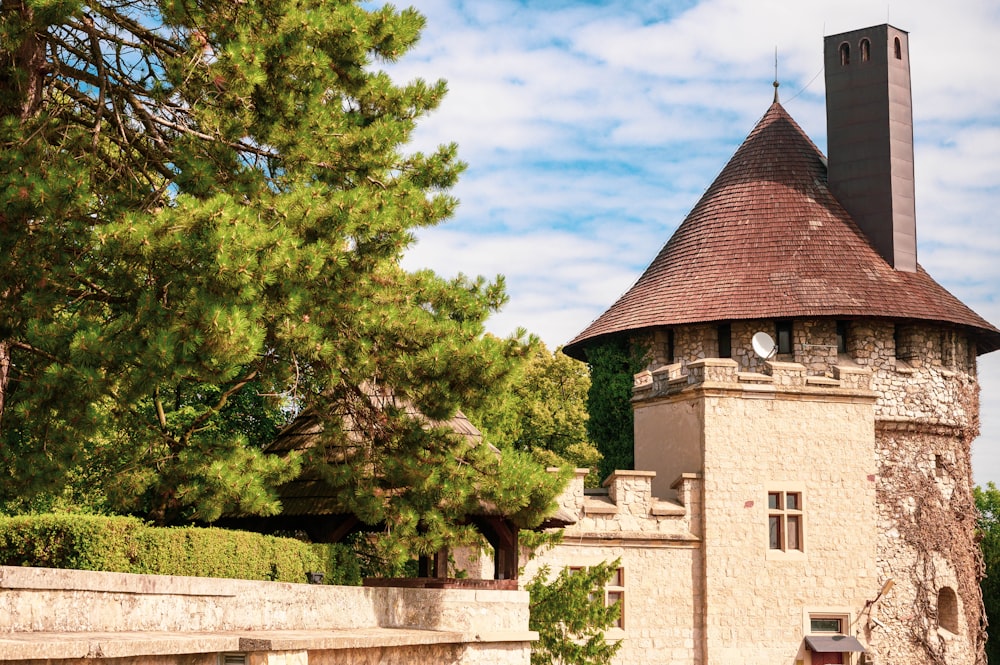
[526, 560, 624, 665]
[0, 0, 542, 539]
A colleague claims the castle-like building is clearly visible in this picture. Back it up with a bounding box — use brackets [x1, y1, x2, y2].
[2, 22, 997, 665]
[518, 24, 999, 665]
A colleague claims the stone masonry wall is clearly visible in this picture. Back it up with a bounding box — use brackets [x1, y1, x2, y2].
[846, 321, 983, 663]
[518, 470, 704, 665]
[632, 317, 986, 664]
[871, 424, 982, 664]
[681, 359, 880, 664]
[0, 567, 534, 665]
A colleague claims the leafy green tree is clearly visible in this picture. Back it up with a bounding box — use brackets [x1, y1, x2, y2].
[467, 341, 602, 482]
[585, 340, 647, 481]
[526, 559, 624, 665]
[0, 0, 543, 548]
[974, 482, 1000, 663]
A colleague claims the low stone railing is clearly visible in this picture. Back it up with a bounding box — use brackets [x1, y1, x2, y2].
[0, 565, 535, 663]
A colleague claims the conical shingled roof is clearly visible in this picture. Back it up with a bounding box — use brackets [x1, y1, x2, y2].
[564, 102, 1000, 359]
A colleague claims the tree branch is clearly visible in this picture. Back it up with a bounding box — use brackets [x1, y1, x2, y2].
[179, 369, 260, 447]
[10, 340, 61, 364]
[153, 386, 168, 428]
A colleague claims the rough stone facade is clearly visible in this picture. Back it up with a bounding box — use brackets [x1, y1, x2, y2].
[500, 316, 984, 664]
[519, 469, 704, 665]
[0, 566, 535, 665]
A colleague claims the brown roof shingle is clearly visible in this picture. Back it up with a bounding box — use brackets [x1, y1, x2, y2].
[265, 388, 485, 517]
[564, 102, 1000, 358]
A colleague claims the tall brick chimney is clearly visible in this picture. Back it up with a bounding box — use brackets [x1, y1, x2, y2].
[824, 24, 917, 272]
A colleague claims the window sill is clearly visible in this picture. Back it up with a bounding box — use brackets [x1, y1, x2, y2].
[937, 626, 957, 641]
[766, 548, 806, 562]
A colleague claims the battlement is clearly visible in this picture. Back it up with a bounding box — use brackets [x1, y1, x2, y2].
[632, 358, 873, 401]
[551, 468, 702, 545]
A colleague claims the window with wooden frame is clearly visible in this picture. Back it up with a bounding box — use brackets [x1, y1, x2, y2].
[768, 491, 803, 551]
[570, 566, 625, 629]
[605, 567, 625, 629]
[810, 616, 843, 633]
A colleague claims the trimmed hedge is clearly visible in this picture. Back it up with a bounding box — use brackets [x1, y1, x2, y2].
[0, 514, 360, 585]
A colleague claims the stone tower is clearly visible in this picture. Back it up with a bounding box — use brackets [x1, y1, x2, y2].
[563, 23, 1000, 665]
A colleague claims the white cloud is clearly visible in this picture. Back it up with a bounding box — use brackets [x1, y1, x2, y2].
[393, 0, 1000, 484]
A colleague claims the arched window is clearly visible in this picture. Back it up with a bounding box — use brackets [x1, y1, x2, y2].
[860, 38, 871, 62]
[894, 37, 902, 60]
[840, 42, 850, 65]
[938, 587, 960, 634]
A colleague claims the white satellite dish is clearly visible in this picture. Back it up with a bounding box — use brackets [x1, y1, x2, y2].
[751, 331, 777, 360]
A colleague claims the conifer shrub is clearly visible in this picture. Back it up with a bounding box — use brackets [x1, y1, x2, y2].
[0, 514, 360, 585]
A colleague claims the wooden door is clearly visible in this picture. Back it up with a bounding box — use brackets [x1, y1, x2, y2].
[812, 652, 843, 665]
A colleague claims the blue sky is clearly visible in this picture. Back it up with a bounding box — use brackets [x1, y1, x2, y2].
[387, 0, 1000, 485]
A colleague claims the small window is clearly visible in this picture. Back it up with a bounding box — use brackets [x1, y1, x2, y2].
[768, 491, 803, 551]
[894, 37, 902, 59]
[860, 38, 871, 62]
[839, 42, 850, 65]
[607, 567, 625, 629]
[776, 321, 793, 355]
[938, 587, 959, 633]
[570, 566, 625, 629]
[836, 320, 849, 354]
[810, 617, 843, 633]
[717, 324, 732, 359]
[666, 329, 675, 364]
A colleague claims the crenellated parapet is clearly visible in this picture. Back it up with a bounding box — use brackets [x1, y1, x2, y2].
[552, 468, 701, 545]
[633, 357, 874, 402]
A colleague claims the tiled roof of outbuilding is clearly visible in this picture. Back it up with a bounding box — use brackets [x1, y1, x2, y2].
[265, 389, 484, 516]
[564, 102, 1000, 359]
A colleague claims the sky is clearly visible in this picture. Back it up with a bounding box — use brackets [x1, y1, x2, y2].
[384, 0, 1000, 485]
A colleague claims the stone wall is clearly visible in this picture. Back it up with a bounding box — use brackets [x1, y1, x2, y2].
[633, 356, 874, 499]
[846, 320, 983, 663]
[634, 356, 880, 664]
[519, 469, 703, 665]
[846, 320, 978, 426]
[696, 366, 879, 664]
[871, 423, 982, 664]
[0, 566, 535, 665]
[630, 316, 986, 664]
[520, 354, 886, 665]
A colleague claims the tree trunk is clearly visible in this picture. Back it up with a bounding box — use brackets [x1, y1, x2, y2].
[0, 0, 47, 121]
[0, 1, 45, 438]
[0, 341, 10, 432]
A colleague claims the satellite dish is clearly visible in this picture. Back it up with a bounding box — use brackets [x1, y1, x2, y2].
[751, 331, 777, 360]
